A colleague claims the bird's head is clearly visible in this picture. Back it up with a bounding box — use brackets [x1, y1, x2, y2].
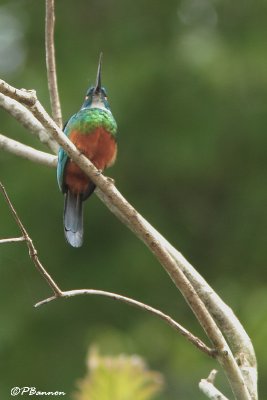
[82, 53, 111, 111]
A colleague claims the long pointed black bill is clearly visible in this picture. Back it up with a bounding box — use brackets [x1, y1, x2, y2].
[94, 52, 102, 93]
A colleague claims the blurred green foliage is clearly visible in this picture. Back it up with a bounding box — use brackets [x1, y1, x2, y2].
[73, 347, 163, 400]
[0, 0, 267, 398]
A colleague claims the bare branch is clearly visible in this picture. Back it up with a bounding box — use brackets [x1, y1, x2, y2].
[199, 370, 229, 400]
[35, 288, 216, 358]
[0, 93, 58, 153]
[0, 80, 252, 400]
[1, 133, 252, 388]
[9, 143, 255, 399]
[0, 182, 216, 362]
[45, 0, 62, 128]
[0, 133, 57, 167]
[0, 237, 25, 244]
[167, 247, 258, 399]
[95, 189, 257, 399]
[0, 182, 62, 297]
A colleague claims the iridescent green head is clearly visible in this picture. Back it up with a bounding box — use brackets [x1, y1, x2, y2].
[82, 53, 111, 111]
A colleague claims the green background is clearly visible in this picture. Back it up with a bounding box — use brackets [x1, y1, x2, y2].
[0, 0, 266, 398]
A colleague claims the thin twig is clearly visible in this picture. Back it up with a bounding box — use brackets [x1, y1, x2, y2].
[35, 289, 216, 358]
[0, 182, 62, 297]
[199, 370, 229, 400]
[0, 133, 57, 167]
[45, 0, 62, 128]
[0, 237, 25, 244]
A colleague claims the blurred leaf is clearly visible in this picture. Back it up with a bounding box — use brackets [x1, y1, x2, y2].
[73, 347, 163, 400]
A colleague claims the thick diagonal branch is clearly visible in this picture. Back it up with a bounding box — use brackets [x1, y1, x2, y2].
[98, 187, 257, 399]
[0, 81, 252, 400]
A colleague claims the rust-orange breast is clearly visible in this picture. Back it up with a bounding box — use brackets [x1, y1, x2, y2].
[64, 128, 117, 195]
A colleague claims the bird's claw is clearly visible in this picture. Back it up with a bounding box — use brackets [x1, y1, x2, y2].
[95, 169, 103, 176]
[106, 176, 115, 184]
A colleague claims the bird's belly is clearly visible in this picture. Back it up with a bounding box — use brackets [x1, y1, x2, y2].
[65, 128, 117, 195]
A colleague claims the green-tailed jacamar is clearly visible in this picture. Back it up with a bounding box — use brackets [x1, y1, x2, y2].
[57, 54, 118, 247]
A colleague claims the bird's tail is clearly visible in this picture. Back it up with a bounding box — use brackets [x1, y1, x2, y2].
[64, 191, 83, 247]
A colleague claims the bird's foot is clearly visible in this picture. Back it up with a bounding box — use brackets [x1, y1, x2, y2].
[94, 169, 103, 176]
[106, 176, 115, 184]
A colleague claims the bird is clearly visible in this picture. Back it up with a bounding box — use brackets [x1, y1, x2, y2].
[57, 54, 118, 247]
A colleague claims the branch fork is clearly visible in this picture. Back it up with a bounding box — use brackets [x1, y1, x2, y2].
[199, 370, 230, 400]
